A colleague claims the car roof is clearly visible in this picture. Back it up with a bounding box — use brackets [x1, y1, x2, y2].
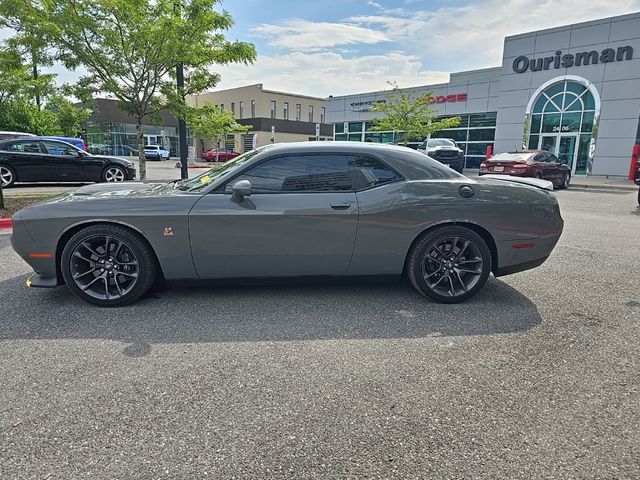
[225, 141, 462, 183]
[0, 131, 36, 136]
[0, 136, 80, 148]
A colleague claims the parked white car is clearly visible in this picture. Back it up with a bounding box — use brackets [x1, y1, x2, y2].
[144, 144, 170, 160]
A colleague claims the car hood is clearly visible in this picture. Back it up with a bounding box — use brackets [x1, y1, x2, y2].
[29, 182, 182, 207]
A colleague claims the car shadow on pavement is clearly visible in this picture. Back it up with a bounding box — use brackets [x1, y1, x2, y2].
[0, 274, 541, 356]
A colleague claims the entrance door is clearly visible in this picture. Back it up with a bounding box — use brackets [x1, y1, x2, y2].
[557, 135, 579, 174]
[538, 134, 579, 175]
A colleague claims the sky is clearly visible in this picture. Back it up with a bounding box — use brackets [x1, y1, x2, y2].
[3, 0, 640, 98]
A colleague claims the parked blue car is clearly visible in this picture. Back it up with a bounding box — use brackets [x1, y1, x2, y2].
[42, 136, 86, 151]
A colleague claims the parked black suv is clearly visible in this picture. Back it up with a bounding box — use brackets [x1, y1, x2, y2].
[417, 138, 465, 173]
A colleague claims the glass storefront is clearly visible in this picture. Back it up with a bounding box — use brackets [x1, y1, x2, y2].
[84, 122, 190, 157]
[334, 112, 497, 169]
[526, 80, 597, 175]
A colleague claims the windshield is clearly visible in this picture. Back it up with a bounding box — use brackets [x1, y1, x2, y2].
[176, 147, 265, 192]
[427, 139, 456, 148]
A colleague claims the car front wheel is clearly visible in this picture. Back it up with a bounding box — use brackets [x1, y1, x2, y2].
[406, 226, 492, 303]
[61, 224, 158, 307]
[103, 165, 126, 182]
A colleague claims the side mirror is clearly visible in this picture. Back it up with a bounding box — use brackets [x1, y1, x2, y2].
[231, 179, 252, 198]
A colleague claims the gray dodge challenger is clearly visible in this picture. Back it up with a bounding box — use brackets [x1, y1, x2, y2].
[10, 142, 564, 306]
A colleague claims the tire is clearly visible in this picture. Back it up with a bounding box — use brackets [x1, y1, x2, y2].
[406, 226, 492, 303]
[102, 165, 126, 182]
[559, 172, 571, 190]
[61, 224, 158, 307]
[534, 173, 543, 179]
[0, 164, 16, 187]
[637, 187, 640, 207]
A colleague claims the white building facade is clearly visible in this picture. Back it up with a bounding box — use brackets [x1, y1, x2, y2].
[326, 12, 640, 176]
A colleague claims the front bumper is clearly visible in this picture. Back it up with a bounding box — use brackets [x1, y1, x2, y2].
[126, 166, 137, 180]
[10, 217, 60, 288]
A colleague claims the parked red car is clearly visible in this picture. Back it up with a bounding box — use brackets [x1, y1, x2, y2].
[480, 150, 571, 189]
[201, 148, 240, 162]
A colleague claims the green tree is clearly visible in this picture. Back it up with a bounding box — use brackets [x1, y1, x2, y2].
[15, 0, 256, 180]
[370, 82, 461, 146]
[46, 96, 92, 137]
[0, 99, 59, 134]
[0, 0, 56, 108]
[187, 104, 249, 161]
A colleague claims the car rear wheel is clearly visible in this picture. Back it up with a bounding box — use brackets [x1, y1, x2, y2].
[0, 165, 16, 187]
[103, 165, 126, 182]
[406, 226, 492, 303]
[61, 224, 158, 307]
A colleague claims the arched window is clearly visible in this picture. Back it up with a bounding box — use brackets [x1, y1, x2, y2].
[527, 80, 598, 175]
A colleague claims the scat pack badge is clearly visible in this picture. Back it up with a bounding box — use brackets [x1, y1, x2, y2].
[163, 227, 174, 237]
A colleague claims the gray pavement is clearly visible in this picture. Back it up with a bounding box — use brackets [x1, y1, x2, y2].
[1, 189, 639, 479]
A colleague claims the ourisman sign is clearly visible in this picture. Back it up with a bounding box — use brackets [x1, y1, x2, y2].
[512, 46, 633, 73]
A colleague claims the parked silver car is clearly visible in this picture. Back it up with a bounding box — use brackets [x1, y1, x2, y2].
[11, 142, 563, 306]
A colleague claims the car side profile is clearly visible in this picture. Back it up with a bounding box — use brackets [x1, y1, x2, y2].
[480, 150, 571, 189]
[144, 144, 170, 160]
[11, 142, 563, 307]
[0, 137, 136, 187]
[201, 148, 240, 162]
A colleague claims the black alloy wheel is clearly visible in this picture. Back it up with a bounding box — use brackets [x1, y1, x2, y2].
[407, 226, 492, 303]
[61, 225, 158, 306]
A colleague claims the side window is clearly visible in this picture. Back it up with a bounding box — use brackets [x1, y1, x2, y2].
[348, 155, 400, 190]
[227, 154, 352, 193]
[533, 153, 546, 162]
[4, 141, 42, 153]
[44, 141, 78, 156]
[549, 153, 561, 163]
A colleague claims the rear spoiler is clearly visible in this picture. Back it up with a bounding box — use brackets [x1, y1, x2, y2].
[480, 174, 554, 191]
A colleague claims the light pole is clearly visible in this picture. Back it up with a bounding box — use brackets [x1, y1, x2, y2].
[176, 62, 188, 180]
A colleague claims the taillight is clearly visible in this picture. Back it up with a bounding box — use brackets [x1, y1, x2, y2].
[480, 162, 487, 169]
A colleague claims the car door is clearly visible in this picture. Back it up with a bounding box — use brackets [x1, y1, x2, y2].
[42, 140, 83, 181]
[1, 139, 48, 182]
[188, 153, 359, 278]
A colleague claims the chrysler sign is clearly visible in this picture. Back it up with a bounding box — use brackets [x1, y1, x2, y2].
[512, 46, 633, 73]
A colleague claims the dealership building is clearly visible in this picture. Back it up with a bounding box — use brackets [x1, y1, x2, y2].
[326, 11, 640, 176]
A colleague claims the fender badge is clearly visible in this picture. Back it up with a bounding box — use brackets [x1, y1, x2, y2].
[163, 227, 174, 237]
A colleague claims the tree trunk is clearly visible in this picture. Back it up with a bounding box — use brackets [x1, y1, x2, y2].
[136, 121, 146, 181]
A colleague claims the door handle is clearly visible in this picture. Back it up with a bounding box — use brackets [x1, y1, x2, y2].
[330, 202, 352, 210]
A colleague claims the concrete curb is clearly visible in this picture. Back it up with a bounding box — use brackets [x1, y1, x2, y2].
[569, 183, 637, 192]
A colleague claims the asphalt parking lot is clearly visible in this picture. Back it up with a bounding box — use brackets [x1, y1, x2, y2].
[1, 189, 639, 479]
